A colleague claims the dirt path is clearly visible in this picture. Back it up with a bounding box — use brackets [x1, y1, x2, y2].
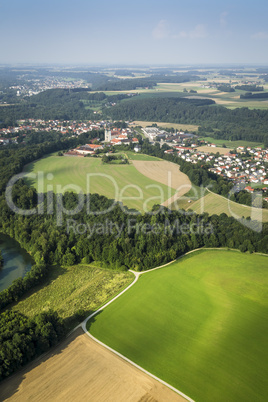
[132, 160, 191, 207]
[0, 328, 185, 402]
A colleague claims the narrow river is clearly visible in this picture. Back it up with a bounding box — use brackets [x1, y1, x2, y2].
[0, 234, 33, 292]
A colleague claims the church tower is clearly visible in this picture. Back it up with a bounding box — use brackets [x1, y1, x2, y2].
[105, 127, 111, 142]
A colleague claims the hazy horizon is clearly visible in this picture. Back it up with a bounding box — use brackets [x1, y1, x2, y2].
[1, 0, 268, 65]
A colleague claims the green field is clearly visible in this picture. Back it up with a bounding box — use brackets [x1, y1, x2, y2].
[24, 155, 175, 212]
[12, 264, 133, 330]
[123, 151, 162, 161]
[188, 191, 268, 222]
[155, 83, 268, 110]
[99, 82, 268, 110]
[88, 250, 268, 402]
[200, 136, 264, 149]
[131, 120, 199, 132]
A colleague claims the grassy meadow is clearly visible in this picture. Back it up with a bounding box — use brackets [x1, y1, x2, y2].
[88, 250, 268, 402]
[188, 191, 268, 222]
[199, 136, 264, 149]
[131, 120, 199, 132]
[12, 264, 133, 330]
[24, 154, 176, 212]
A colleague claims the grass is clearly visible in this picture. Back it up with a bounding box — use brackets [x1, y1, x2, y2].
[12, 264, 134, 330]
[188, 191, 268, 222]
[131, 120, 199, 132]
[24, 155, 176, 212]
[93, 79, 268, 110]
[155, 83, 268, 110]
[200, 136, 264, 149]
[88, 250, 268, 402]
[124, 151, 162, 161]
[169, 183, 208, 210]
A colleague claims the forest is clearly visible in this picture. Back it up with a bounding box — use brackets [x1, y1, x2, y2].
[0, 310, 65, 380]
[235, 85, 264, 91]
[103, 96, 268, 145]
[240, 92, 268, 99]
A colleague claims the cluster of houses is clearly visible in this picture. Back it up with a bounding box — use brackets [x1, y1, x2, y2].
[65, 126, 139, 156]
[0, 119, 106, 138]
[10, 77, 89, 97]
[162, 140, 268, 195]
[141, 127, 197, 143]
[0, 119, 113, 145]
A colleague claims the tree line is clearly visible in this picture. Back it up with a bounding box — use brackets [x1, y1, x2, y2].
[104, 96, 268, 145]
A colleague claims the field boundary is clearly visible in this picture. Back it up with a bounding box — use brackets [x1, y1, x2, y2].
[81, 247, 268, 401]
[81, 256, 197, 401]
[82, 247, 265, 402]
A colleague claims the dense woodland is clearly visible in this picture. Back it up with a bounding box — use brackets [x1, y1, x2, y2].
[0, 310, 65, 380]
[235, 85, 264, 91]
[240, 92, 268, 99]
[96, 74, 203, 91]
[103, 96, 268, 145]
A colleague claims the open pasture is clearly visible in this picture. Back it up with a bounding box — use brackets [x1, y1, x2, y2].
[196, 145, 231, 155]
[199, 136, 264, 149]
[12, 264, 133, 330]
[188, 191, 268, 222]
[24, 155, 181, 212]
[88, 250, 268, 402]
[131, 120, 199, 132]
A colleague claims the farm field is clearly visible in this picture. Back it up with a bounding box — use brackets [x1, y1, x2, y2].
[88, 250, 268, 402]
[131, 120, 199, 132]
[196, 145, 230, 155]
[24, 155, 184, 212]
[155, 82, 268, 109]
[0, 328, 185, 402]
[93, 78, 268, 109]
[123, 150, 162, 161]
[188, 191, 268, 222]
[132, 160, 192, 207]
[199, 136, 264, 149]
[11, 264, 133, 330]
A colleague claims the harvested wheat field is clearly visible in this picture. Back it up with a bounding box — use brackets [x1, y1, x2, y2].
[0, 328, 186, 402]
[132, 160, 191, 207]
[196, 145, 231, 155]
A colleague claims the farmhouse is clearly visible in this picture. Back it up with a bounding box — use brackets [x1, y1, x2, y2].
[75, 144, 103, 155]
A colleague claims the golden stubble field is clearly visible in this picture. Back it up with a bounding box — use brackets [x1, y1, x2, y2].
[0, 328, 186, 402]
[132, 160, 192, 207]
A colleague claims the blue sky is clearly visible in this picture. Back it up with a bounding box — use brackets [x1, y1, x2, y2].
[1, 0, 268, 65]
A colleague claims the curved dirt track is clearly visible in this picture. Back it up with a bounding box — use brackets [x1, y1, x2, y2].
[0, 328, 186, 402]
[132, 160, 191, 207]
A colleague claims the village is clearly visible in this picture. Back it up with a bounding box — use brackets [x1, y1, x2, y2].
[0, 118, 267, 200]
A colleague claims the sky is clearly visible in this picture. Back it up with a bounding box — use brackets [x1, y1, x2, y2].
[0, 0, 268, 66]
